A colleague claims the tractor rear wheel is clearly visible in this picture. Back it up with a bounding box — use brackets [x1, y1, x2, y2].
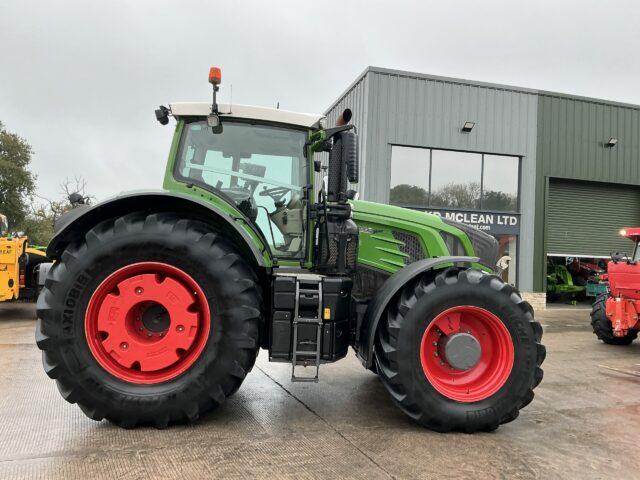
[36, 212, 262, 428]
[375, 267, 545, 433]
[590, 293, 637, 345]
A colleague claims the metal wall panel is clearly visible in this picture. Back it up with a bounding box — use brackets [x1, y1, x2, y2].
[326, 67, 539, 290]
[533, 94, 640, 290]
[537, 94, 640, 184]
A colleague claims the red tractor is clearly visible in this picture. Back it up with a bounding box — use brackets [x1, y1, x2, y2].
[591, 228, 640, 345]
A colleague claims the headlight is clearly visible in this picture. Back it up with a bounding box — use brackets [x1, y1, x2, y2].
[441, 219, 499, 269]
[440, 231, 466, 256]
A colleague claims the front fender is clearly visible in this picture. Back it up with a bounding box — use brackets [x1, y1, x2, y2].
[356, 256, 479, 368]
[47, 190, 269, 268]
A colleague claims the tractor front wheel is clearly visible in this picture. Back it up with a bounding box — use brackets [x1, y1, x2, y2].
[36, 212, 262, 428]
[375, 267, 545, 432]
[590, 293, 637, 345]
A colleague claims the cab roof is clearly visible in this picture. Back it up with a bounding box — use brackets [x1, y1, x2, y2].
[169, 102, 325, 129]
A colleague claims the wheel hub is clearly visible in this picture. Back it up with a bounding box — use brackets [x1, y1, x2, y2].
[140, 302, 171, 333]
[85, 262, 211, 384]
[442, 332, 481, 370]
[420, 305, 514, 402]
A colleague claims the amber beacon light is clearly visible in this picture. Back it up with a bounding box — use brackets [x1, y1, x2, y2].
[208, 67, 222, 85]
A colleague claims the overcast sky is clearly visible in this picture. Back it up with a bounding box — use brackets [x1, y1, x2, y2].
[1, 0, 639, 201]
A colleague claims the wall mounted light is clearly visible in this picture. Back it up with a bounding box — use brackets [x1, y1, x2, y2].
[462, 121, 475, 133]
[605, 137, 618, 148]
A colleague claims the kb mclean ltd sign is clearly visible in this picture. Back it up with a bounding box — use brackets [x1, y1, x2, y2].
[425, 208, 520, 236]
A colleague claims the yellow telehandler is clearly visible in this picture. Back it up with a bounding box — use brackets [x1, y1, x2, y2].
[0, 213, 49, 302]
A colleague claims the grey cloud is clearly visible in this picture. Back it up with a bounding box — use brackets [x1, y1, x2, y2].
[1, 0, 639, 200]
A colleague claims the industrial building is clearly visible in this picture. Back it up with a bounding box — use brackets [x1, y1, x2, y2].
[326, 66, 640, 305]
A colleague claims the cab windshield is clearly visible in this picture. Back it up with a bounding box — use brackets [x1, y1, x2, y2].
[175, 120, 308, 259]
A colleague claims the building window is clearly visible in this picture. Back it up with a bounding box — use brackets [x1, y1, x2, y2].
[389, 146, 519, 213]
[430, 150, 482, 209]
[482, 154, 519, 211]
[389, 146, 430, 207]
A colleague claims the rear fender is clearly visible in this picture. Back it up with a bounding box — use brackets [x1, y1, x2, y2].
[46, 191, 269, 268]
[356, 256, 479, 368]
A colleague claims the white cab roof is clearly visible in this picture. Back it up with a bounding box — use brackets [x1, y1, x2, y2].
[169, 102, 324, 129]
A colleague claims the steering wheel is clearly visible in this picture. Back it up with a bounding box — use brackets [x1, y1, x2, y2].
[259, 185, 292, 204]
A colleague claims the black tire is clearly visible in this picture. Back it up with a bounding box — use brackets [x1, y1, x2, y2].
[374, 267, 545, 433]
[36, 212, 262, 428]
[590, 293, 637, 345]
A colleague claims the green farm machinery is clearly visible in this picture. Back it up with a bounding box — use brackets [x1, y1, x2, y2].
[35, 67, 544, 432]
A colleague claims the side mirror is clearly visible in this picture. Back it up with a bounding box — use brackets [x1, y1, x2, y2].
[155, 105, 170, 125]
[68, 192, 85, 206]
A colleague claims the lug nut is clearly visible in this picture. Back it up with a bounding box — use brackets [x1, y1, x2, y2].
[176, 325, 184, 332]
[135, 287, 144, 295]
[120, 342, 128, 350]
[434, 352, 438, 357]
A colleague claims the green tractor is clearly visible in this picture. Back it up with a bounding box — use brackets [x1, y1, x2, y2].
[36, 67, 544, 432]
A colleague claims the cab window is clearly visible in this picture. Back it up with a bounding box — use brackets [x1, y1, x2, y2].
[175, 121, 308, 259]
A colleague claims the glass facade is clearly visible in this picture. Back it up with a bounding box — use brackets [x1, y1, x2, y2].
[388, 146, 430, 207]
[389, 146, 520, 212]
[482, 154, 519, 212]
[430, 150, 482, 209]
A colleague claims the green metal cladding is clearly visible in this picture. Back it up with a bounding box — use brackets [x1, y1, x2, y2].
[533, 93, 640, 290]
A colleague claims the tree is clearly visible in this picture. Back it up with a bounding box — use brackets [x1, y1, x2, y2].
[483, 189, 517, 212]
[430, 181, 481, 209]
[0, 121, 36, 228]
[389, 184, 429, 206]
[22, 176, 94, 246]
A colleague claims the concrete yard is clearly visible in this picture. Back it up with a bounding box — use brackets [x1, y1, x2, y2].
[1, 303, 640, 479]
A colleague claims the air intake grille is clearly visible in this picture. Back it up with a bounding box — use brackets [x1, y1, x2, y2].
[391, 231, 426, 264]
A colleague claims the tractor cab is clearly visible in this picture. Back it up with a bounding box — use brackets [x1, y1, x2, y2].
[161, 68, 359, 274]
[616, 228, 640, 261]
[167, 103, 320, 260]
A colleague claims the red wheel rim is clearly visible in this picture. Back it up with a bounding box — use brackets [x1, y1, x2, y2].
[85, 262, 210, 384]
[420, 305, 514, 402]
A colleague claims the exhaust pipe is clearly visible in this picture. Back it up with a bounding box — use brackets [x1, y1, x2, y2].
[335, 108, 352, 126]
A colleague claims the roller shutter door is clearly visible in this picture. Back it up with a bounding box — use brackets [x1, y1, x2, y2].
[546, 179, 640, 257]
